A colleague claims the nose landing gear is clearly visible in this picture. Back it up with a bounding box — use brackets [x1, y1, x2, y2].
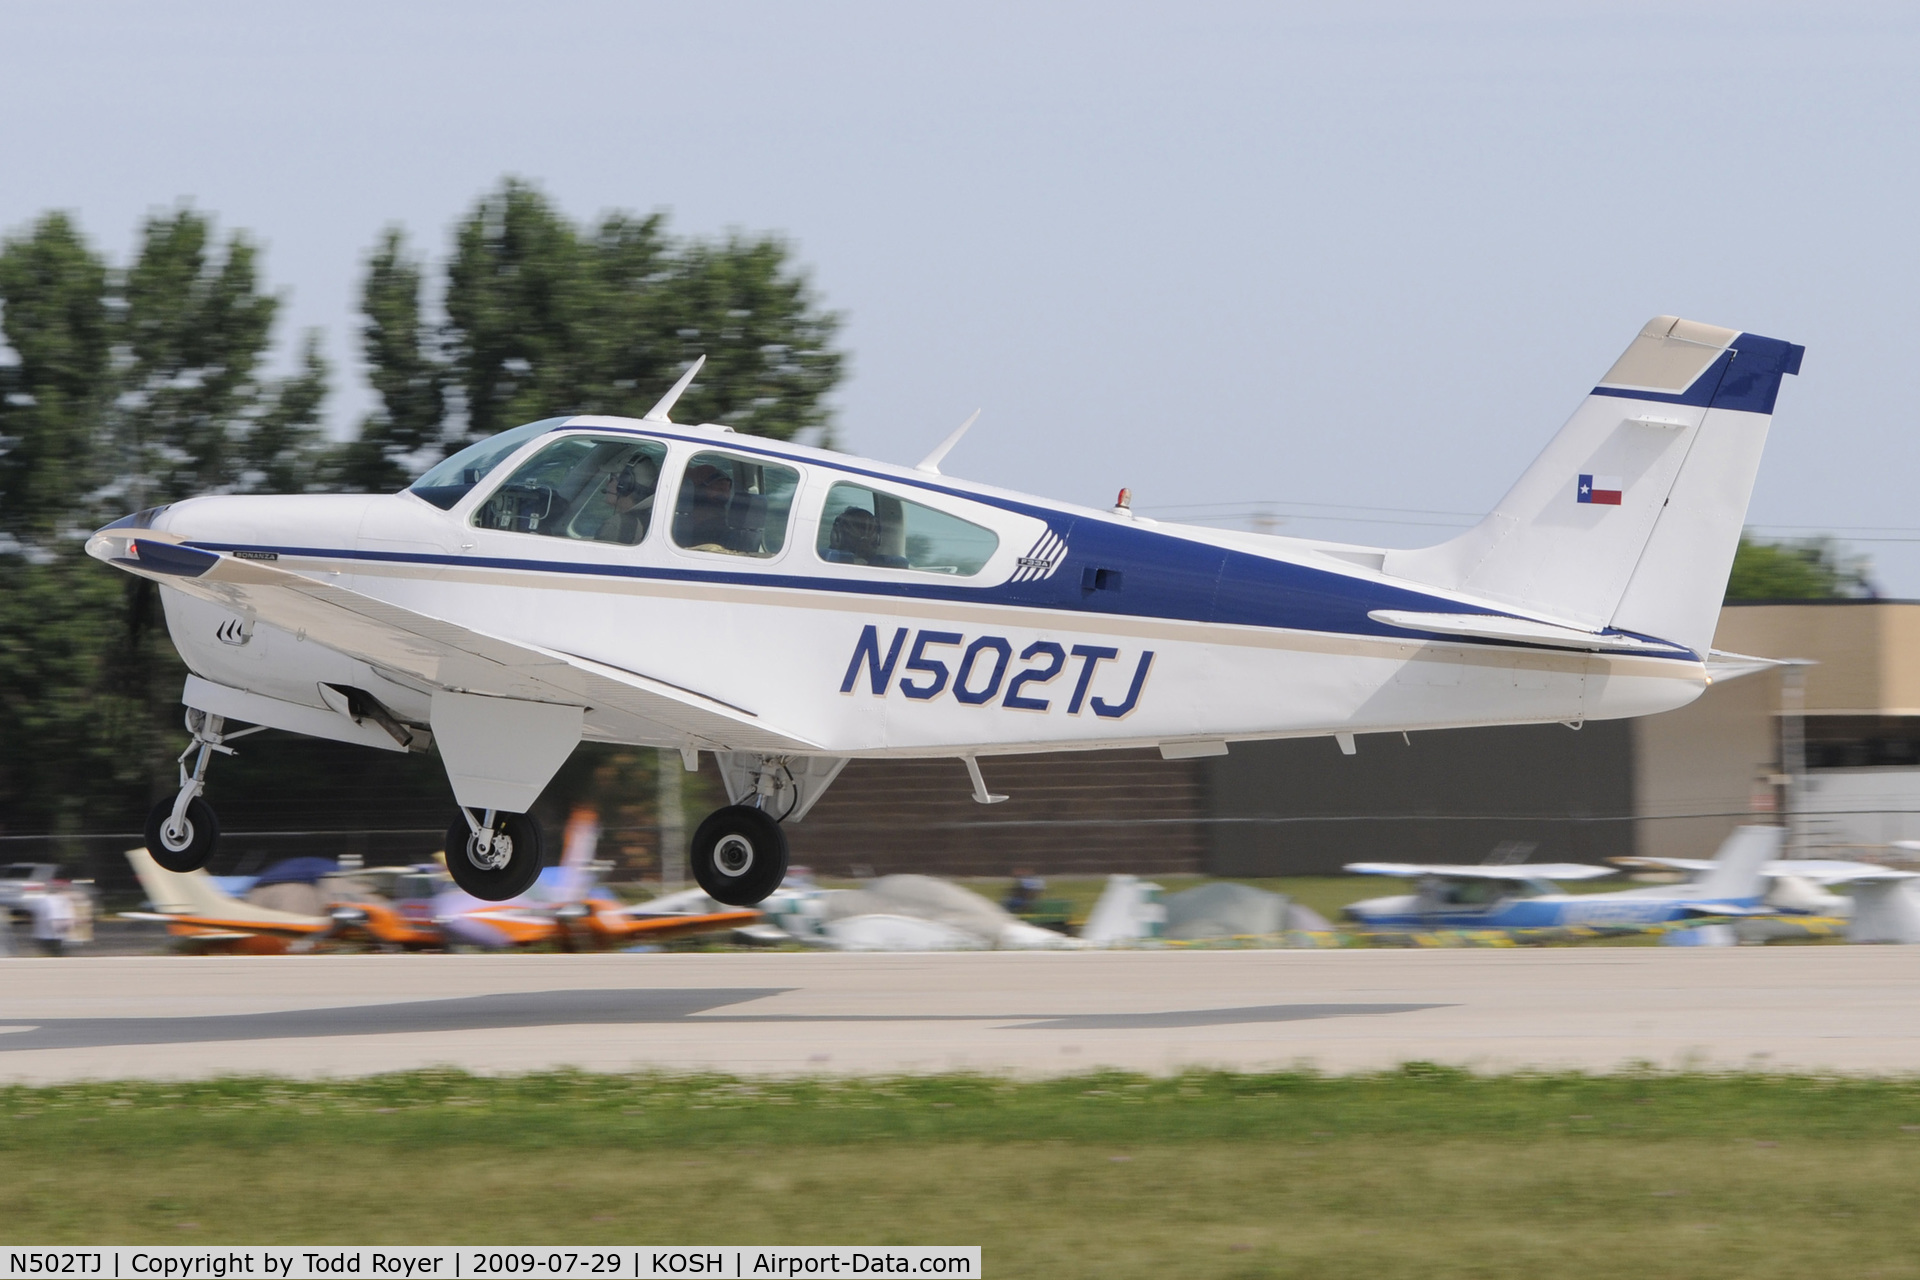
[143, 709, 262, 873]
[444, 809, 544, 901]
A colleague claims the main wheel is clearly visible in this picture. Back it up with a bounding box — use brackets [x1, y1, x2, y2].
[444, 812, 544, 901]
[690, 805, 788, 906]
[145, 796, 220, 873]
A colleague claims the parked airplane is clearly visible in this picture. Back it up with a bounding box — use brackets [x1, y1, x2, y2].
[88, 316, 1803, 903]
[1343, 826, 1783, 930]
[1617, 851, 1920, 941]
[123, 847, 753, 952]
[123, 846, 336, 953]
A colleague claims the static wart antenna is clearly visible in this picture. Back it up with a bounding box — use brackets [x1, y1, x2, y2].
[914, 409, 982, 475]
[643, 355, 707, 423]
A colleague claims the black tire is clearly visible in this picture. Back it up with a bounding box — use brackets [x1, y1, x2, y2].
[690, 805, 789, 906]
[145, 796, 220, 873]
[444, 812, 544, 901]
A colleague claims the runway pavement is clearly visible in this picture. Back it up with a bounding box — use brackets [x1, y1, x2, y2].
[3, 947, 1919, 1083]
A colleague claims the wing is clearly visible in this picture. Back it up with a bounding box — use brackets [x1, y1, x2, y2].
[1345, 862, 1614, 881]
[120, 910, 331, 938]
[96, 534, 818, 754]
[598, 909, 763, 940]
[1614, 856, 1716, 873]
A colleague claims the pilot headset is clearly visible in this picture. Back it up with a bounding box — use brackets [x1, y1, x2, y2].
[613, 453, 655, 499]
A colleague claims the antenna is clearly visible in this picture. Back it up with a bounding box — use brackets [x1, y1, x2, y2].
[643, 355, 707, 423]
[914, 409, 981, 475]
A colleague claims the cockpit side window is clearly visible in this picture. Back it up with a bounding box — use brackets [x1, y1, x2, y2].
[815, 481, 999, 576]
[671, 450, 800, 558]
[471, 435, 669, 546]
[407, 418, 567, 510]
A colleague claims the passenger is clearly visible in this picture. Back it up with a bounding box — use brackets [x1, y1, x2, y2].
[676, 463, 748, 553]
[595, 454, 659, 544]
[824, 507, 880, 563]
[824, 506, 909, 568]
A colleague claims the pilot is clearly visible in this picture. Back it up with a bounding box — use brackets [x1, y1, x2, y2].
[677, 463, 746, 553]
[595, 454, 659, 544]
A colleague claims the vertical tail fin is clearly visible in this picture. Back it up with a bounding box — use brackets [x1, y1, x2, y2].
[126, 846, 202, 914]
[125, 846, 325, 924]
[1384, 317, 1803, 655]
[1691, 825, 1783, 900]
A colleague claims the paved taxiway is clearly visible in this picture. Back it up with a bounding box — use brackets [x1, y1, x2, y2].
[3, 947, 1919, 1082]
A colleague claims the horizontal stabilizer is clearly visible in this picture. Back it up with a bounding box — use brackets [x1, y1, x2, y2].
[1367, 610, 1689, 654]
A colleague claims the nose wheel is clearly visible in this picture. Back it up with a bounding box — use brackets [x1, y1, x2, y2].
[144, 708, 261, 873]
[144, 795, 220, 873]
[444, 810, 545, 900]
[690, 805, 788, 906]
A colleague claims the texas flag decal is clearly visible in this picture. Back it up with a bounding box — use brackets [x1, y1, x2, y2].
[1578, 473, 1623, 505]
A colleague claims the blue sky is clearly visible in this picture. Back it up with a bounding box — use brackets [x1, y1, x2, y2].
[7, 2, 1919, 588]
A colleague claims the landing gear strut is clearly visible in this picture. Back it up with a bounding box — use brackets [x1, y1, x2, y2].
[444, 809, 544, 901]
[144, 709, 260, 872]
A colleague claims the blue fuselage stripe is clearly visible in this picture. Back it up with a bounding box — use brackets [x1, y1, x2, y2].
[182, 530, 1699, 662]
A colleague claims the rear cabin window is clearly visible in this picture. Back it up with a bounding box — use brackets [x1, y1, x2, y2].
[471, 435, 669, 545]
[671, 450, 801, 558]
[816, 482, 999, 576]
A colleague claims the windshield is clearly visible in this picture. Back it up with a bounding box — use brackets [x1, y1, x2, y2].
[406, 419, 567, 510]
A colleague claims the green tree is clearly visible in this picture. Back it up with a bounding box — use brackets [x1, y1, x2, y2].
[650, 233, 844, 441]
[0, 212, 111, 546]
[349, 178, 844, 484]
[444, 180, 599, 443]
[117, 207, 330, 503]
[337, 229, 446, 492]
[1725, 534, 1874, 601]
[0, 208, 326, 847]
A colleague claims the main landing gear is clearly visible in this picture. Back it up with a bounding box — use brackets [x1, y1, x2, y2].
[143, 709, 263, 873]
[689, 755, 794, 906]
[691, 805, 788, 906]
[445, 809, 544, 901]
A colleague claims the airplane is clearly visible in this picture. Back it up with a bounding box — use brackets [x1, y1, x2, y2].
[123, 845, 752, 952]
[123, 845, 337, 953]
[1616, 851, 1920, 941]
[85, 315, 1804, 904]
[1342, 825, 1784, 930]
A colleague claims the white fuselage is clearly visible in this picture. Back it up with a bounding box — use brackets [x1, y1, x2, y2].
[148, 418, 1709, 760]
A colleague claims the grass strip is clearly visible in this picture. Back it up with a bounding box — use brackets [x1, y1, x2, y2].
[5, 1068, 1920, 1277]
